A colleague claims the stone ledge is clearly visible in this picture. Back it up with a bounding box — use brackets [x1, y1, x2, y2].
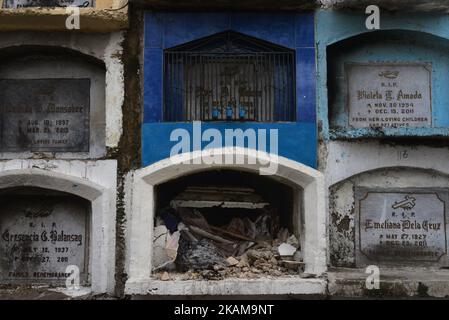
[125, 277, 327, 296]
[328, 267, 449, 298]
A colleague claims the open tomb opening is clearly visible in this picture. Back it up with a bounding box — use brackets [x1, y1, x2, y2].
[152, 169, 304, 280]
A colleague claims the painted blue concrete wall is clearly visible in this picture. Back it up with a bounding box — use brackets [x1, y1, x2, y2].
[316, 10, 449, 140]
[142, 12, 317, 168]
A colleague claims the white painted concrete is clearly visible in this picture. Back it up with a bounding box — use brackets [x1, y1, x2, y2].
[0, 159, 117, 294]
[125, 147, 327, 295]
[325, 140, 449, 188]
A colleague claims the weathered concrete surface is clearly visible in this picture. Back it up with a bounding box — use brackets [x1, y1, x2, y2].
[0, 0, 128, 32]
[126, 277, 327, 296]
[319, 0, 449, 12]
[328, 268, 449, 298]
[113, 6, 143, 298]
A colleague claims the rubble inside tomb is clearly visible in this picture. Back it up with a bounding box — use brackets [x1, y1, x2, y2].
[152, 186, 304, 281]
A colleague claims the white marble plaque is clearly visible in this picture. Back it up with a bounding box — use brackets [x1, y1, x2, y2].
[0, 195, 88, 285]
[0, 79, 90, 152]
[355, 188, 448, 266]
[347, 63, 432, 128]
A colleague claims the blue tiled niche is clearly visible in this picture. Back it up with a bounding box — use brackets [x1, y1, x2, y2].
[142, 12, 316, 168]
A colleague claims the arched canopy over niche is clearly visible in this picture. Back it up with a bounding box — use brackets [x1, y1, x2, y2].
[0, 45, 106, 158]
[327, 30, 449, 138]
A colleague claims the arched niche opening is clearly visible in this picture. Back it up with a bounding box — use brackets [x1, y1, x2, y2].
[156, 170, 295, 229]
[327, 30, 449, 136]
[153, 169, 300, 274]
[0, 45, 106, 158]
[0, 186, 91, 286]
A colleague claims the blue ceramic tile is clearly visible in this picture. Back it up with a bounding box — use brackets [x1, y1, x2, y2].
[144, 49, 163, 122]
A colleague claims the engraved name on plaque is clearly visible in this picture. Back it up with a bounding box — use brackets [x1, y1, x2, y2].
[355, 188, 448, 266]
[346, 63, 432, 128]
[0, 79, 90, 152]
[0, 194, 88, 285]
[3, 0, 94, 8]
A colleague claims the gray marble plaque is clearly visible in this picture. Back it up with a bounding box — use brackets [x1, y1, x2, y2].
[0, 195, 88, 285]
[355, 188, 448, 266]
[346, 63, 432, 128]
[3, 0, 94, 8]
[0, 79, 90, 152]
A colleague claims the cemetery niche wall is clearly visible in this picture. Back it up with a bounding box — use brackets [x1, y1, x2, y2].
[0, 30, 122, 295]
[0, 0, 125, 296]
[317, 11, 449, 296]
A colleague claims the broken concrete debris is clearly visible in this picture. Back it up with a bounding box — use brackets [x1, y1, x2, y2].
[226, 256, 239, 266]
[160, 271, 170, 281]
[277, 243, 297, 257]
[152, 207, 304, 280]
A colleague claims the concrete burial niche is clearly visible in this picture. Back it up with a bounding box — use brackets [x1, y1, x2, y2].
[125, 148, 327, 296]
[317, 11, 449, 296]
[0, 46, 106, 159]
[329, 168, 449, 268]
[129, 11, 324, 296]
[142, 12, 317, 168]
[317, 11, 449, 140]
[0, 160, 117, 294]
[327, 30, 449, 139]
